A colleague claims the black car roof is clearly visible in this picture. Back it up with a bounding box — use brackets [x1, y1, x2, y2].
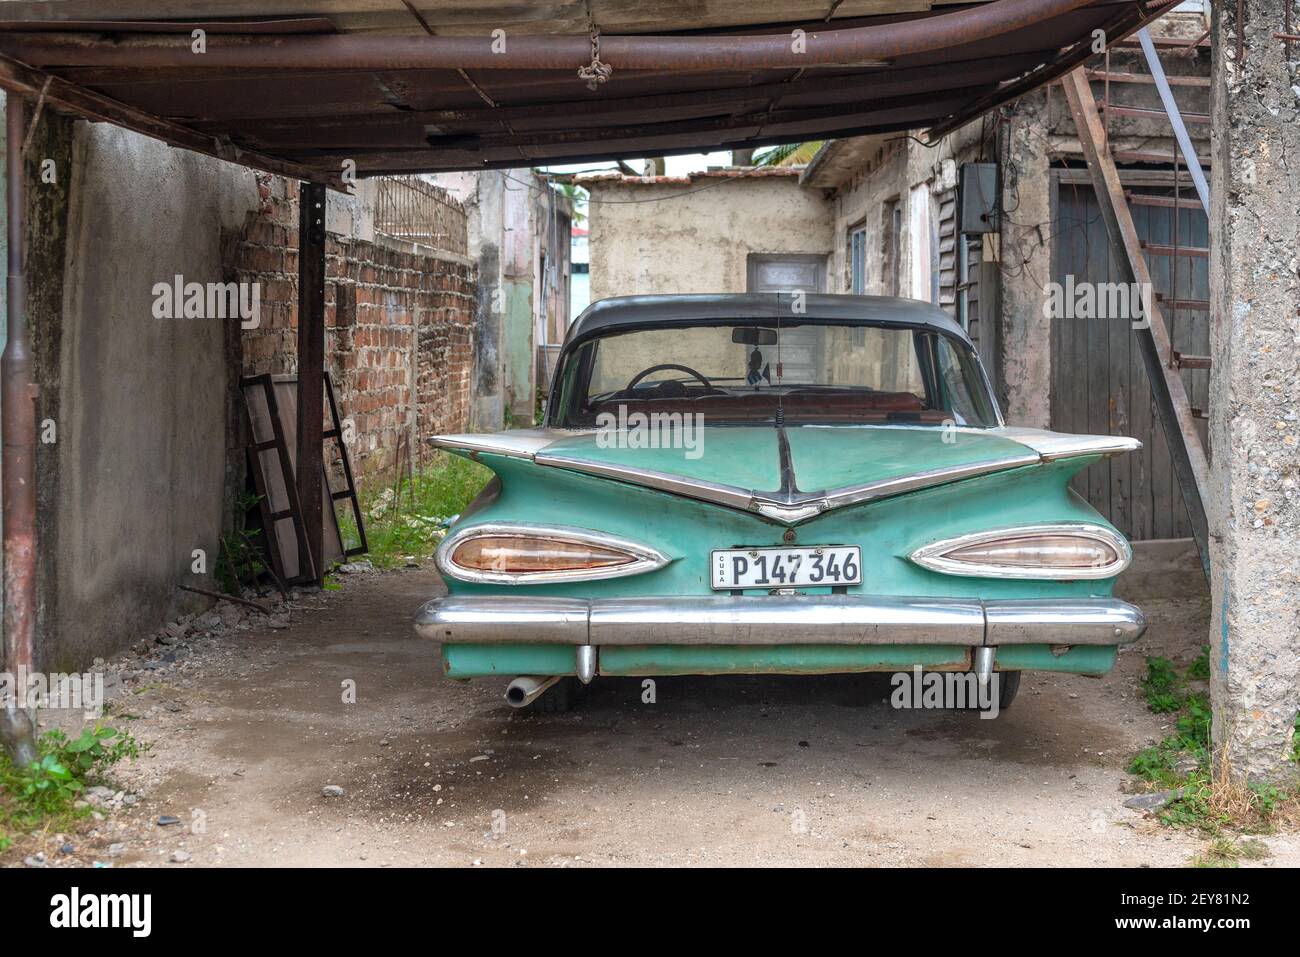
[563, 294, 972, 348]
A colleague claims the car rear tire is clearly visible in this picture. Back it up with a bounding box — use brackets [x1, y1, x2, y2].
[995, 670, 1021, 710]
[528, 677, 581, 713]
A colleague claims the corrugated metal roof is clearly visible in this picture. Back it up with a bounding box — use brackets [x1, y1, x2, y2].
[0, 1, 1168, 182]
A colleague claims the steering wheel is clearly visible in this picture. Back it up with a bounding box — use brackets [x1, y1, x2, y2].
[625, 363, 715, 393]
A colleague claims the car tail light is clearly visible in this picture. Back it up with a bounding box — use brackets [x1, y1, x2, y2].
[438, 523, 670, 584]
[909, 524, 1131, 580]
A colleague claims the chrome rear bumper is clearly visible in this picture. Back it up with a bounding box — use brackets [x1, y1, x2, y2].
[414, 595, 1145, 647]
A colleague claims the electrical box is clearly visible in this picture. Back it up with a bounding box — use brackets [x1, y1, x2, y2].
[959, 162, 999, 234]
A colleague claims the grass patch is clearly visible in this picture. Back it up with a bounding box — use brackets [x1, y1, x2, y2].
[1190, 836, 1271, 868]
[341, 451, 492, 571]
[0, 723, 148, 852]
[1128, 650, 1212, 789]
[1127, 649, 1300, 837]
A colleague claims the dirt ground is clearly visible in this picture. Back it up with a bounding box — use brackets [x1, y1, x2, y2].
[7, 567, 1299, 868]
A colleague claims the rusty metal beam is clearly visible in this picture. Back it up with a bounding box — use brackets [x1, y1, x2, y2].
[295, 181, 326, 586]
[1, 92, 39, 765]
[1060, 67, 1210, 576]
[0, 52, 343, 188]
[191, 53, 1045, 138]
[287, 85, 993, 157]
[0, 0, 1098, 72]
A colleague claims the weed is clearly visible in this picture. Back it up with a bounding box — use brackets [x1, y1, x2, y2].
[0, 723, 148, 849]
[1129, 653, 1299, 837]
[340, 452, 491, 570]
[1191, 836, 1242, 868]
[1141, 657, 1182, 713]
[216, 492, 266, 594]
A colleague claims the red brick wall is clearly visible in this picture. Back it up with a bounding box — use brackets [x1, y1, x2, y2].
[230, 175, 477, 483]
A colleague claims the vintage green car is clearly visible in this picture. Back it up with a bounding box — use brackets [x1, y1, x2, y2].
[415, 294, 1144, 711]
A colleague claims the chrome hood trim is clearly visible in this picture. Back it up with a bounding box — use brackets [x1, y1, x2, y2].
[432, 426, 1140, 526]
[536, 451, 1041, 526]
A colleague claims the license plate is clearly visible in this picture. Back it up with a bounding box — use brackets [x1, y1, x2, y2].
[710, 545, 862, 590]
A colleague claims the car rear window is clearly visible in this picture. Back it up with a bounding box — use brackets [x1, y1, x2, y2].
[551, 320, 998, 429]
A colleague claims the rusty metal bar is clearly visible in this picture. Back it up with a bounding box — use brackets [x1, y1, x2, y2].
[1173, 351, 1212, 370]
[1099, 103, 1211, 124]
[1154, 296, 1211, 311]
[0, 0, 1098, 71]
[1113, 149, 1210, 165]
[1141, 241, 1209, 258]
[1, 91, 39, 764]
[1125, 191, 1204, 210]
[296, 182, 326, 585]
[1084, 69, 1210, 86]
[1060, 68, 1210, 576]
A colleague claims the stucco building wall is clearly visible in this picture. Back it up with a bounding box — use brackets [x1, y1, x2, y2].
[582, 171, 833, 299]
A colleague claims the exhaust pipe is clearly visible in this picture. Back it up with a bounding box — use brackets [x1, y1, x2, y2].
[505, 675, 560, 709]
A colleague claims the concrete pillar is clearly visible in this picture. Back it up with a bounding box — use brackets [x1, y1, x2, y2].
[998, 90, 1053, 429]
[1208, 0, 1300, 782]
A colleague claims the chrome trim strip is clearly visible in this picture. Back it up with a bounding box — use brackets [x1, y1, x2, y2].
[820, 455, 1041, 511]
[984, 599, 1145, 646]
[908, 523, 1133, 580]
[432, 429, 584, 460]
[414, 595, 1146, 647]
[533, 454, 758, 510]
[435, 521, 671, 585]
[417, 595, 590, 644]
[984, 427, 1143, 461]
[590, 595, 986, 646]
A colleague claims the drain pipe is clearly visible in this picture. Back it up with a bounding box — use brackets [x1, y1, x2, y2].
[1, 91, 39, 766]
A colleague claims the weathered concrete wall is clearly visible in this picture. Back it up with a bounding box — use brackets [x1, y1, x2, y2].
[583, 171, 832, 298]
[47, 125, 261, 670]
[1208, 0, 1300, 782]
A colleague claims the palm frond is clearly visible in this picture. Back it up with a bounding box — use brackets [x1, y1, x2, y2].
[753, 141, 824, 167]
